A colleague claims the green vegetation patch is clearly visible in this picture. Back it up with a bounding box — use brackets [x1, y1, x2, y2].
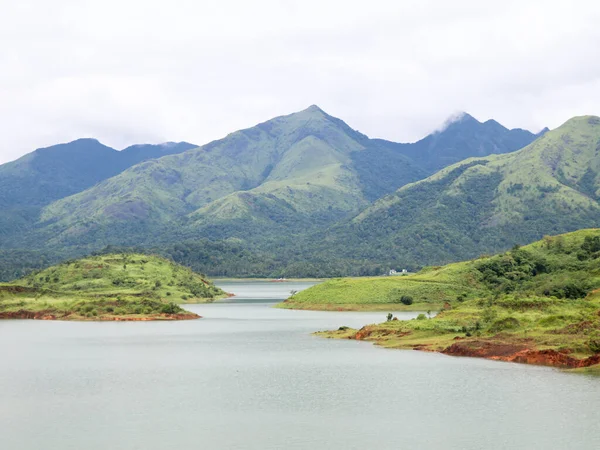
[0, 253, 226, 321]
[314, 229, 600, 367]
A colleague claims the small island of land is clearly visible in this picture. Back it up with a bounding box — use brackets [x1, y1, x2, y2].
[0, 253, 226, 321]
[309, 229, 600, 370]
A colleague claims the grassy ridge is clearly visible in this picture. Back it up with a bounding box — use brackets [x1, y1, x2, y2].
[0, 253, 226, 320]
[315, 229, 600, 368]
[321, 116, 600, 270]
[281, 228, 600, 310]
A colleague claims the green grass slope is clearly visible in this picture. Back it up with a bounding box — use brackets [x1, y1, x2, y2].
[281, 229, 600, 310]
[32, 107, 540, 252]
[315, 229, 600, 368]
[37, 106, 423, 247]
[0, 253, 226, 321]
[0, 139, 195, 246]
[325, 115, 600, 269]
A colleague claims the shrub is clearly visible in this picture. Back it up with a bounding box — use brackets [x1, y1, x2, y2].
[589, 334, 600, 354]
[416, 314, 427, 320]
[482, 308, 498, 324]
[161, 303, 179, 314]
[489, 316, 520, 333]
[400, 295, 414, 305]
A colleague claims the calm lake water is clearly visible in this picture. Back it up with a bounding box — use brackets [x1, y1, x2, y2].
[1, 280, 600, 449]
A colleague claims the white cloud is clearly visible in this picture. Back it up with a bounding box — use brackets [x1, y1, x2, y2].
[1, 0, 599, 162]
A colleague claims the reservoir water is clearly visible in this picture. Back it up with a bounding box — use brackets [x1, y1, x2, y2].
[1, 280, 600, 449]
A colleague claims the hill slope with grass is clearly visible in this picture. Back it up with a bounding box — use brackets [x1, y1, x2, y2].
[283, 229, 600, 310]
[314, 229, 600, 369]
[321, 115, 600, 269]
[36, 106, 425, 247]
[0, 253, 225, 321]
[28, 106, 539, 251]
[0, 139, 196, 245]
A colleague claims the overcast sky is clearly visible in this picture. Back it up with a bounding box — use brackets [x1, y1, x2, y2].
[1, 0, 600, 163]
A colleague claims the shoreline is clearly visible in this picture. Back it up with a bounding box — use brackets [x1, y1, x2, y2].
[316, 325, 600, 370]
[276, 301, 441, 312]
[213, 278, 324, 283]
[0, 309, 200, 321]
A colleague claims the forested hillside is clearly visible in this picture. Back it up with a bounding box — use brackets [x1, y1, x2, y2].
[0, 106, 546, 279]
[321, 116, 600, 269]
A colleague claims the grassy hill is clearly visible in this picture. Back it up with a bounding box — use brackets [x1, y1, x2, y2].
[283, 228, 600, 310]
[24, 106, 539, 253]
[319, 115, 600, 269]
[313, 229, 600, 369]
[0, 253, 226, 321]
[0, 139, 195, 246]
[0, 107, 543, 278]
[36, 106, 424, 247]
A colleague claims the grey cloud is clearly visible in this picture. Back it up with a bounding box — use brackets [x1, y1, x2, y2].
[1, 0, 600, 163]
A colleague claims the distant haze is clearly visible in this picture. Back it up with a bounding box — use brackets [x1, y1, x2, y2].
[1, 0, 600, 164]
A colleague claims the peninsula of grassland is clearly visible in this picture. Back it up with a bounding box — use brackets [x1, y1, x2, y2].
[310, 229, 600, 369]
[0, 253, 226, 321]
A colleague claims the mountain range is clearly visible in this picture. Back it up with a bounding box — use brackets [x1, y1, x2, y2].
[4, 104, 593, 279]
[0, 139, 196, 242]
[323, 115, 600, 269]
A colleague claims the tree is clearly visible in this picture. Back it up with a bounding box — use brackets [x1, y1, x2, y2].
[400, 295, 413, 305]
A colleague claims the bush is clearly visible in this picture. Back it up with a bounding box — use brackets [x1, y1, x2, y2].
[589, 335, 600, 354]
[489, 316, 520, 333]
[161, 303, 179, 314]
[400, 295, 414, 305]
[416, 313, 427, 320]
[543, 280, 590, 299]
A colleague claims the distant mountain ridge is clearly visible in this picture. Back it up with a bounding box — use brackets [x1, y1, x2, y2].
[0, 138, 196, 208]
[377, 112, 544, 173]
[322, 115, 600, 269]
[21, 105, 543, 249]
[34, 106, 423, 246]
[0, 106, 549, 279]
[0, 138, 196, 241]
